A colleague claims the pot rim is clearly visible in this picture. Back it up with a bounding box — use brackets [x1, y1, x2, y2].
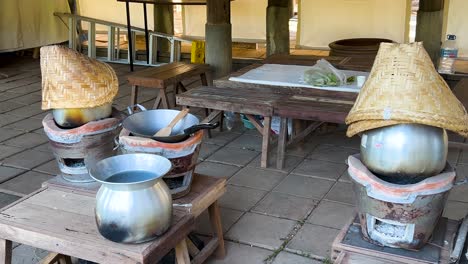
[88, 153, 172, 185]
[122, 109, 200, 139]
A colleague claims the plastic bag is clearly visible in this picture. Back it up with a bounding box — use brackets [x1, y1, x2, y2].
[303, 59, 347, 87]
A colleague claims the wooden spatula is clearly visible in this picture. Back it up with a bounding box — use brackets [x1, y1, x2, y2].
[154, 108, 190, 137]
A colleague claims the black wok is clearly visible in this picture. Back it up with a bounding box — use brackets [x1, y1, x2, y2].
[123, 106, 219, 143]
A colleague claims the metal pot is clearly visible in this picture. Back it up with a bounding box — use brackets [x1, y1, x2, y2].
[123, 105, 219, 143]
[88, 153, 173, 244]
[360, 123, 448, 178]
[52, 102, 113, 128]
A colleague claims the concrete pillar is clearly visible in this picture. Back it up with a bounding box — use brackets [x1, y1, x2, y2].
[206, 0, 232, 78]
[416, 0, 444, 64]
[266, 0, 290, 56]
[154, 5, 175, 54]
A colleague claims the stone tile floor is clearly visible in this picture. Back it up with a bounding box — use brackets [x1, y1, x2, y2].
[0, 55, 467, 263]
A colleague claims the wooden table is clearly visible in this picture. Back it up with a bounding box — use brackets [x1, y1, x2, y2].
[0, 187, 193, 264]
[43, 173, 227, 263]
[178, 56, 367, 169]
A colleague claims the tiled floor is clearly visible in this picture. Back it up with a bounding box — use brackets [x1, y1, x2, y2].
[0, 55, 468, 264]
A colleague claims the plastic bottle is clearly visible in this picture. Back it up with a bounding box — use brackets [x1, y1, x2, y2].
[223, 111, 236, 131]
[438, 34, 458, 74]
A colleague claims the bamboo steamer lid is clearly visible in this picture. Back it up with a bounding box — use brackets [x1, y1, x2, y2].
[40, 45, 118, 110]
[346, 42, 468, 137]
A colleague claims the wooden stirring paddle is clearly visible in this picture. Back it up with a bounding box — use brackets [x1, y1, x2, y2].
[154, 108, 190, 137]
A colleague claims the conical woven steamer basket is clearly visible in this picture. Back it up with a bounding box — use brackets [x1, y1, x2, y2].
[41, 45, 118, 110]
[345, 42, 468, 137]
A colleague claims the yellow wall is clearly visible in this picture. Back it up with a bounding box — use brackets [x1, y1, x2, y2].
[445, 0, 468, 57]
[78, 0, 154, 31]
[298, 0, 408, 49]
[182, 0, 267, 41]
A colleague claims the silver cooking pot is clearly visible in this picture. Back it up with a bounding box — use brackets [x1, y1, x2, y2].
[360, 123, 448, 178]
[52, 102, 113, 128]
[88, 153, 172, 243]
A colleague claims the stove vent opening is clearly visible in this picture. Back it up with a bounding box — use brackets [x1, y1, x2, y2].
[374, 219, 406, 238]
[366, 214, 415, 245]
[62, 158, 86, 168]
[164, 176, 185, 190]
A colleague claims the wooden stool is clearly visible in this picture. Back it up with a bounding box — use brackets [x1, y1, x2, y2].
[127, 62, 211, 109]
[42, 173, 227, 263]
[0, 187, 194, 264]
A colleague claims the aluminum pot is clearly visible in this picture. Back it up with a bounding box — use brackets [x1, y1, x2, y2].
[88, 153, 173, 244]
[360, 123, 448, 178]
[52, 102, 113, 128]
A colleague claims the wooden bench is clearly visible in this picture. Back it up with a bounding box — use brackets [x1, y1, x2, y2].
[127, 62, 211, 109]
[177, 85, 280, 168]
[41, 173, 227, 263]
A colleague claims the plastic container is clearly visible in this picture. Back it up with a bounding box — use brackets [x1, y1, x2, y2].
[438, 34, 458, 74]
[240, 114, 255, 129]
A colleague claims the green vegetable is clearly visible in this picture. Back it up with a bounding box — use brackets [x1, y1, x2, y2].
[304, 70, 339, 86]
[346, 76, 355, 84]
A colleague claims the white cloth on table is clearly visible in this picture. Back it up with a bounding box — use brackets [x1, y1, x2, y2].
[229, 64, 369, 93]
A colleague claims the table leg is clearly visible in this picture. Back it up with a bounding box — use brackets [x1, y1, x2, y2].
[130, 85, 138, 106]
[276, 117, 288, 170]
[186, 238, 200, 257]
[143, 3, 150, 65]
[160, 89, 170, 109]
[200, 73, 208, 86]
[208, 201, 225, 259]
[175, 239, 190, 264]
[58, 255, 72, 264]
[153, 92, 163, 109]
[125, 1, 134, 72]
[261, 116, 271, 168]
[0, 239, 12, 264]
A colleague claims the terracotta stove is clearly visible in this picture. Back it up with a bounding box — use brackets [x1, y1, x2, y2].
[347, 154, 455, 250]
[43, 108, 124, 182]
[118, 128, 203, 198]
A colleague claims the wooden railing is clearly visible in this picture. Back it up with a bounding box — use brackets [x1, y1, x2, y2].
[55, 12, 193, 66]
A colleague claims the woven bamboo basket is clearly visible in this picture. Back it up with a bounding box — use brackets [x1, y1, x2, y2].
[41, 45, 118, 110]
[346, 42, 468, 137]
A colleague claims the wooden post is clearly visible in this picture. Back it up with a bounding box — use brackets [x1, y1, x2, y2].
[266, 0, 290, 56]
[154, 5, 175, 54]
[206, 0, 232, 78]
[0, 239, 11, 264]
[415, 0, 444, 65]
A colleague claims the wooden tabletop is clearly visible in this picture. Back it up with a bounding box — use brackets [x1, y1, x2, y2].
[263, 54, 374, 72]
[0, 187, 193, 264]
[213, 64, 358, 100]
[177, 85, 278, 116]
[45, 174, 226, 218]
[126, 62, 210, 87]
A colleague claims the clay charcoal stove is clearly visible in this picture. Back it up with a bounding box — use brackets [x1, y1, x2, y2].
[117, 128, 203, 198]
[43, 108, 124, 182]
[347, 154, 456, 250]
